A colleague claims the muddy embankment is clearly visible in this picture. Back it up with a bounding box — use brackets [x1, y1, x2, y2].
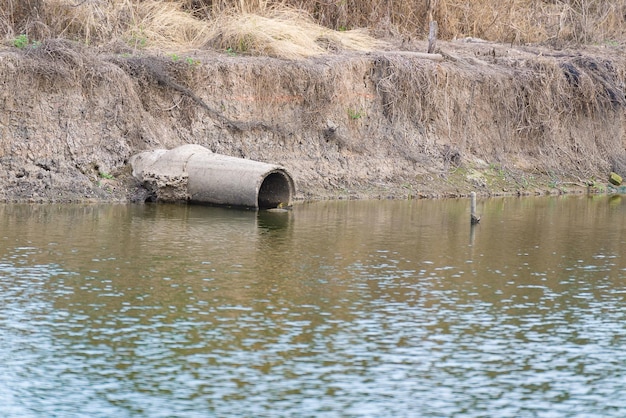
[1, 39, 625, 203]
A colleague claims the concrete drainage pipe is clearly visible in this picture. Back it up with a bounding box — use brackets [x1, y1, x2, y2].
[130, 144, 295, 209]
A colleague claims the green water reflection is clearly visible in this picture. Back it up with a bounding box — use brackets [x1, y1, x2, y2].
[1, 196, 626, 417]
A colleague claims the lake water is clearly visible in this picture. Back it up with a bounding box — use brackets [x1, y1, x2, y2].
[1, 196, 626, 417]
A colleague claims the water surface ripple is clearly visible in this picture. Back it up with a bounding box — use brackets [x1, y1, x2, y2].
[1, 197, 626, 417]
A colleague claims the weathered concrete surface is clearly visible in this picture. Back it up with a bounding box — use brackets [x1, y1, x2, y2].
[130, 144, 295, 208]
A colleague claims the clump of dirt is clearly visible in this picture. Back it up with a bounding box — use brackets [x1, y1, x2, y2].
[0, 38, 625, 203]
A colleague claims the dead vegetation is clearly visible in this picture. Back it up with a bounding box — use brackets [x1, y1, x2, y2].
[354, 45, 625, 180]
[179, 0, 626, 44]
[206, 9, 386, 59]
[2, 1, 626, 52]
[9, 0, 214, 50]
[0, 0, 385, 57]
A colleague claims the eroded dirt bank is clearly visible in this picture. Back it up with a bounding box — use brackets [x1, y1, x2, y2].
[1, 39, 625, 203]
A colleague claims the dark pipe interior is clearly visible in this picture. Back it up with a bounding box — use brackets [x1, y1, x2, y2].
[258, 171, 294, 209]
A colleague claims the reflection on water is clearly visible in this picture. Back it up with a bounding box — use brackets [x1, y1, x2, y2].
[1, 197, 626, 416]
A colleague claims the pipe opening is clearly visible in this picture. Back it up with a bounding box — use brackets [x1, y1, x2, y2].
[131, 146, 296, 209]
[258, 171, 294, 209]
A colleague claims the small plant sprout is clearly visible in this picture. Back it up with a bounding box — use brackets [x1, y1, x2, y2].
[99, 172, 114, 180]
[13, 34, 29, 48]
[13, 34, 39, 49]
[548, 179, 559, 189]
[185, 57, 200, 66]
[128, 29, 147, 49]
[347, 108, 364, 120]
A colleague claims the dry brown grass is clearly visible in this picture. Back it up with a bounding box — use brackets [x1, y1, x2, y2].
[0, 1, 382, 56]
[124, 1, 211, 50]
[0, 0, 46, 39]
[180, 0, 626, 44]
[206, 8, 385, 59]
[432, 0, 626, 44]
[0, 0, 211, 50]
[40, 0, 212, 50]
[1, 0, 625, 49]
